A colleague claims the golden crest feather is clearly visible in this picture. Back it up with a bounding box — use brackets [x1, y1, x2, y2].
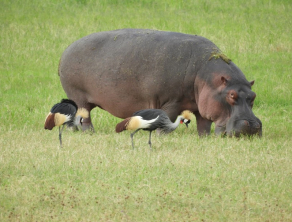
[181, 110, 193, 120]
[76, 108, 89, 118]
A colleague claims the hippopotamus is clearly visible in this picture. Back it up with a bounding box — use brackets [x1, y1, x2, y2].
[59, 29, 262, 137]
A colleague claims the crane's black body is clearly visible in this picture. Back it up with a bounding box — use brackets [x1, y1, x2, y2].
[49, 99, 78, 127]
[132, 109, 181, 133]
[132, 109, 172, 149]
[116, 109, 192, 149]
[50, 99, 77, 114]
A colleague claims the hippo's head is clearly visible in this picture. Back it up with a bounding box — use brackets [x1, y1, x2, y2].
[215, 76, 262, 137]
[196, 58, 262, 137]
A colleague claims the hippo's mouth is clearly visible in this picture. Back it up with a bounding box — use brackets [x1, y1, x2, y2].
[215, 124, 261, 137]
[224, 117, 262, 138]
[214, 124, 227, 136]
[226, 127, 262, 138]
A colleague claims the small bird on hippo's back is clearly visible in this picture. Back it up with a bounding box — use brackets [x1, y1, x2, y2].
[115, 109, 193, 149]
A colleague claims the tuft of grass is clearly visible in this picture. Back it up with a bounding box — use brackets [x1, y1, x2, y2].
[208, 50, 231, 64]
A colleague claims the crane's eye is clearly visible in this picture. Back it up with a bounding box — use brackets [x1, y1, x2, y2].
[184, 119, 191, 124]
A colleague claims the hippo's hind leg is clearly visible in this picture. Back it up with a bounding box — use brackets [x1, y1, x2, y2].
[194, 111, 212, 136]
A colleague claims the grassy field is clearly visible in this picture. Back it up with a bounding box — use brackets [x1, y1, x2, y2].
[1, 0, 292, 221]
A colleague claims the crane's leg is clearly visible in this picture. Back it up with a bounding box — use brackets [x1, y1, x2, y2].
[130, 129, 140, 149]
[148, 131, 152, 149]
[59, 125, 65, 147]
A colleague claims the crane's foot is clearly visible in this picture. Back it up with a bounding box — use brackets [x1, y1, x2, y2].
[148, 141, 152, 150]
[59, 136, 63, 148]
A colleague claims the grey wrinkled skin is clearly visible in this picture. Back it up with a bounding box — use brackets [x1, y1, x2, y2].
[59, 29, 262, 137]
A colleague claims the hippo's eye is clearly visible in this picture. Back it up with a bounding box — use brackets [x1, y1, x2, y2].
[226, 90, 238, 105]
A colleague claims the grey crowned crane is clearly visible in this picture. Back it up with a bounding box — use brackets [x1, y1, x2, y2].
[115, 109, 192, 149]
[44, 99, 89, 147]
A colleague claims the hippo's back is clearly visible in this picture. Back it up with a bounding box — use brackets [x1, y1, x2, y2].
[59, 29, 217, 118]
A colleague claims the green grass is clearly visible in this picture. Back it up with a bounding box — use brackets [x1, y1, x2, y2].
[1, 0, 292, 221]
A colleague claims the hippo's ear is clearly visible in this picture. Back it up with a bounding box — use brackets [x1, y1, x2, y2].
[221, 76, 228, 85]
[250, 80, 255, 86]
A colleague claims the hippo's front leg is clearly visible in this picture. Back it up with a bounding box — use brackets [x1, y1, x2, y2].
[194, 111, 212, 136]
[82, 116, 95, 132]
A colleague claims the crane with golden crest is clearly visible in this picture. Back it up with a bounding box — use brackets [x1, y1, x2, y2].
[116, 109, 192, 149]
[44, 99, 89, 147]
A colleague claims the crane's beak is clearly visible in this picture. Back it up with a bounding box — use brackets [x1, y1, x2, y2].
[183, 119, 191, 128]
